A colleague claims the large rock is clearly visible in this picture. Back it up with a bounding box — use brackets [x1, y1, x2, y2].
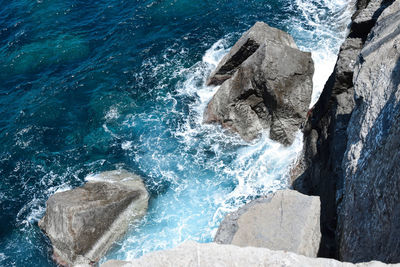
[100, 241, 391, 267]
[39, 170, 149, 266]
[339, 1, 400, 262]
[204, 23, 314, 145]
[206, 22, 298, 86]
[291, 0, 396, 259]
[214, 189, 321, 257]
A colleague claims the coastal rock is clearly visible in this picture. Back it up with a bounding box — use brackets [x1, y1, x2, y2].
[100, 241, 391, 267]
[39, 170, 149, 266]
[214, 189, 321, 257]
[204, 23, 314, 145]
[339, 0, 400, 262]
[206, 22, 297, 86]
[291, 0, 396, 258]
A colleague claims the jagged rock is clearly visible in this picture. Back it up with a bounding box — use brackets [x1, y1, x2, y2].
[339, 1, 400, 262]
[290, 0, 396, 259]
[100, 241, 391, 267]
[204, 23, 313, 145]
[206, 22, 297, 86]
[39, 170, 149, 266]
[214, 190, 321, 257]
[350, 0, 392, 41]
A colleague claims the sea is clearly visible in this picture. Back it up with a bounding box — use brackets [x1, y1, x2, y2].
[0, 0, 353, 265]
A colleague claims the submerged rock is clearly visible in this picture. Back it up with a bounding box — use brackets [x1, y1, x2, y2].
[204, 22, 313, 145]
[2, 34, 89, 76]
[39, 170, 149, 266]
[215, 189, 321, 257]
[100, 241, 390, 267]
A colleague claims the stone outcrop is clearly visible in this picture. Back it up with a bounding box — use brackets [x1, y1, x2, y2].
[39, 170, 149, 266]
[204, 22, 314, 145]
[100, 241, 392, 267]
[215, 189, 321, 257]
[339, 1, 400, 262]
[291, 0, 399, 262]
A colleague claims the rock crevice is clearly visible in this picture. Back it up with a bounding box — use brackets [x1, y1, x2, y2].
[291, 0, 400, 262]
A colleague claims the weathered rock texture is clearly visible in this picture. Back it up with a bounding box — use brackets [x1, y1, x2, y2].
[100, 241, 393, 267]
[39, 170, 149, 266]
[204, 22, 314, 145]
[291, 0, 399, 262]
[215, 189, 321, 257]
[339, 1, 400, 262]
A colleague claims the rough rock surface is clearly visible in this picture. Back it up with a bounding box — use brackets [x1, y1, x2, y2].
[100, 241, 393, 267]
[39, 170, 149, 266]
[206, 22, 297, 86]
[204, 22, 314, 145]
[339, 1, 400, 262]
[291, 0, 398, 261]
[214, 189, 321, 257]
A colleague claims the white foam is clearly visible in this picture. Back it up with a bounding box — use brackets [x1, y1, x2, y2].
[105, 106, 120, 120]
[121, 141, 133, 150]
[202, 39, 229, 66]
[16, 198, 46, 226]
[292, 0, 354, 106]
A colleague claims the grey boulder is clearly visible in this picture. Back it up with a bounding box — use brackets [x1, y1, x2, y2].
[39, 170, 149, 266]
[204, 22, 313, 145]
[215, 189, 321, 257]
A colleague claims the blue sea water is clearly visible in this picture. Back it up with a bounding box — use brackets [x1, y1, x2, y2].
[0, 0, 353, 265]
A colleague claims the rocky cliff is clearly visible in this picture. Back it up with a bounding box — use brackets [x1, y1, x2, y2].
[339, 1, 400, 262]
[291, 0, 399, 262]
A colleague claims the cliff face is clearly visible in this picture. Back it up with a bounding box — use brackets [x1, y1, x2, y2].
[339, 1, 400, 262]
[291, 0, 398, 262]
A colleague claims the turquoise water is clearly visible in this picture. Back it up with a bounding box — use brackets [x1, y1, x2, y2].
[0, 0, 353, 265]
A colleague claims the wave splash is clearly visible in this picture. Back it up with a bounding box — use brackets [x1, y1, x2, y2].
[289, 0, 354, 106]
[102, 38, 302, 262]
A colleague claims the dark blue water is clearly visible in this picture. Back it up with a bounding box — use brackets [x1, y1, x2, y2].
[0, 0, 352, 265]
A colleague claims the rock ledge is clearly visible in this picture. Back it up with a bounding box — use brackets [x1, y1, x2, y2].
[215, 189, 321, 257]
[100, 241, 392, 267]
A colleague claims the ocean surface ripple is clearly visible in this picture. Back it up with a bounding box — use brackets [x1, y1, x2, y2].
[0, 0, 353, 265]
